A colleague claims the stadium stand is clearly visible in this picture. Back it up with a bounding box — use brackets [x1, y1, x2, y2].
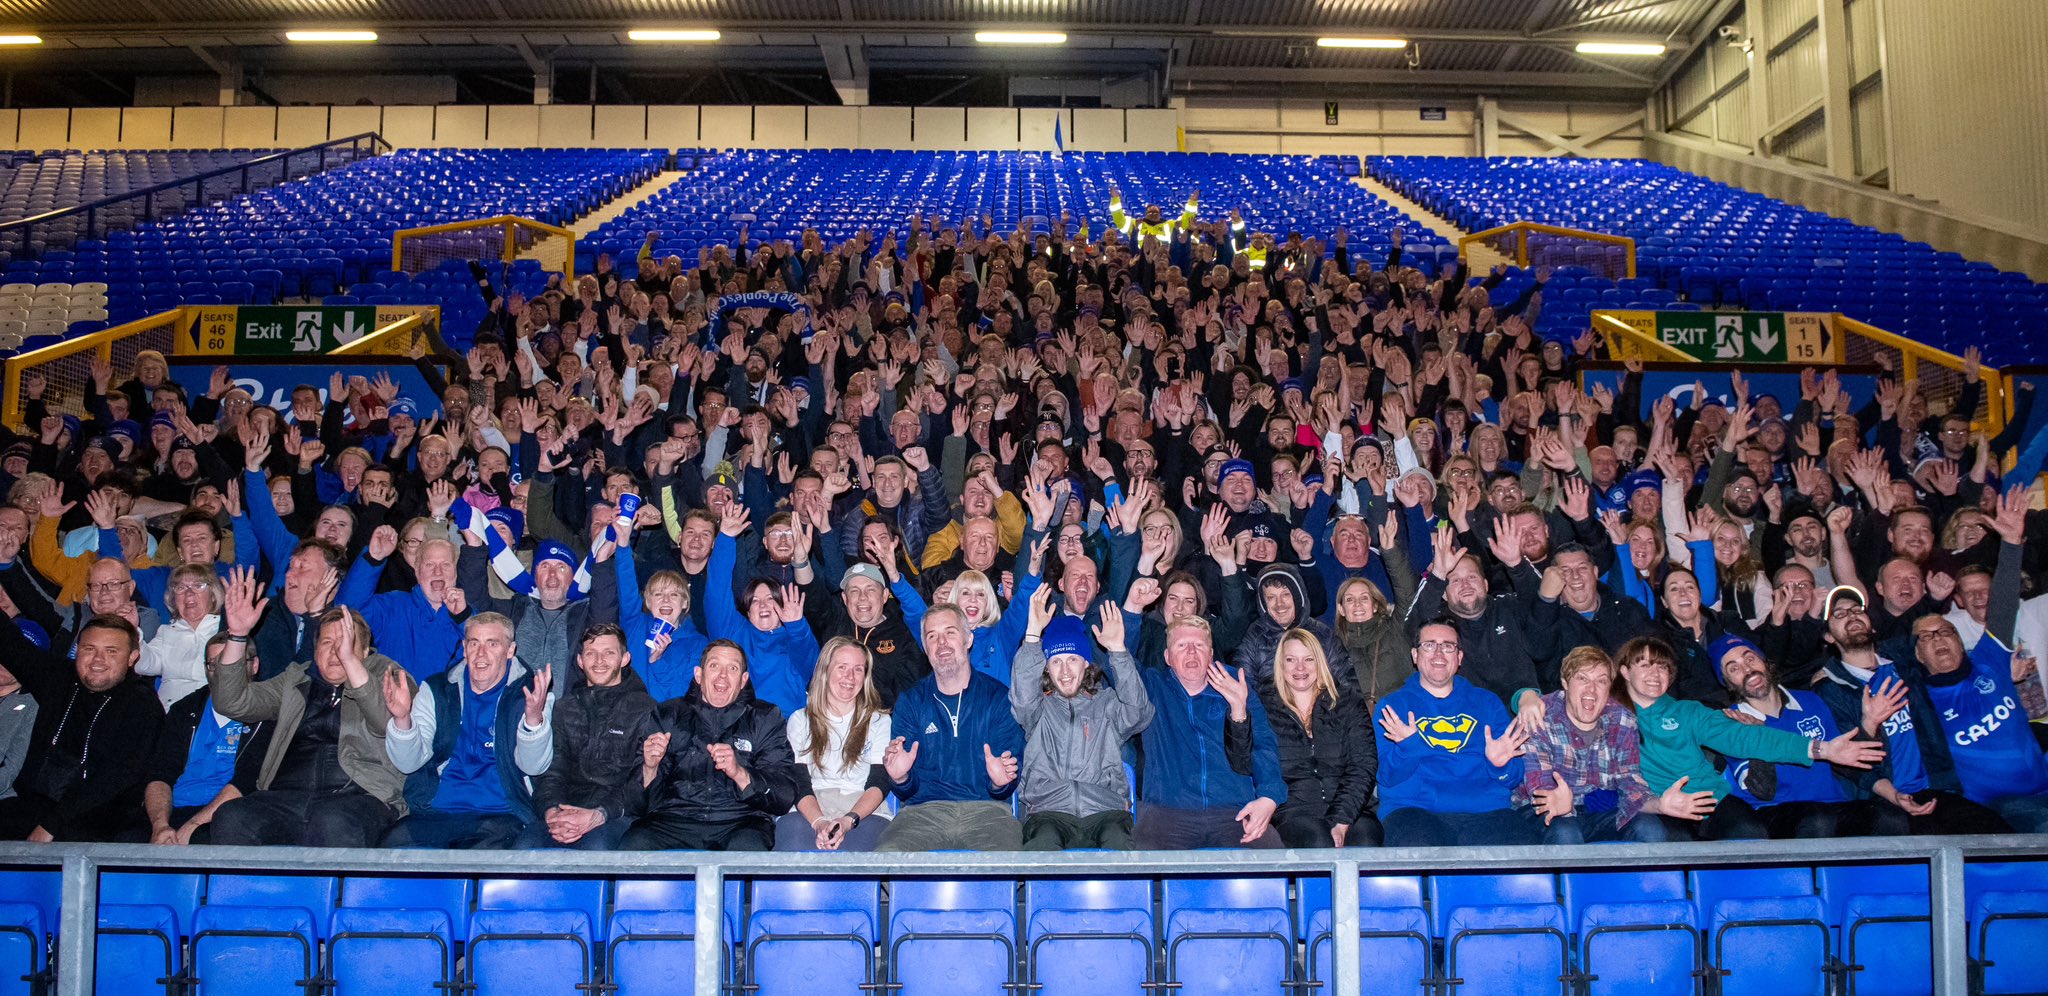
[1367, 156, 2048, 365]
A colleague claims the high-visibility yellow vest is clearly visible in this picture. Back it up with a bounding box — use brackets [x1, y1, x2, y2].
[1110, 195, 1198, 240]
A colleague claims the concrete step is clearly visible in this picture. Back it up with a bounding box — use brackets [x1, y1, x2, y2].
[1356, 174, 1513, 275]
[519, 170, 687, 267]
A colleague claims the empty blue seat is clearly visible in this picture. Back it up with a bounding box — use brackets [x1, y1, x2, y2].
[468, 878, 604, 996]
[1162, 878, 1293, 996]
[746, 880, 878, 995]
[887, 879, 1017, 996]
[1817, 864, 1930, 996]
[607, 878, 741, 995]
[1430, 874, 1570, 996]
[97, 872, 205, 996]
[1561, 871, 1697, 996]
[1691, 868, 1829, 996]
[330, 877, 472, 995]
[1300, 875, 1431, 994]
[192, 874, 338, 996]
[1026, 878, 1155, 994]
[0, 872, 56, 996]
[1966, 861, 2048, 995]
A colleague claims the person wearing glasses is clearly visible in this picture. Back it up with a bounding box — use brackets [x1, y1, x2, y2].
[1374, 616, 1539, 846]
[135, 565, 225, 710]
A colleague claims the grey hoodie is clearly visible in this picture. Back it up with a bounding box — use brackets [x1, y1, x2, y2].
[1009, 641, 1154, 820]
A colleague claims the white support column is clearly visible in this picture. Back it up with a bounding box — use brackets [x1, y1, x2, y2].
[1815, 0, 1858, 177]
[1744, 0, 1774, 155]
[1478, 96, 1500, 157]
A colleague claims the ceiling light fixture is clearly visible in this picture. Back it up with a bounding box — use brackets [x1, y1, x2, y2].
[627, 29, 722, 42]
[1575, 41, 1666, 55]
[0, 35, 42, 46]
[285, 30, 378, 43]
[974, 31, 1068, 45]
[1315, 37, 1407, 49]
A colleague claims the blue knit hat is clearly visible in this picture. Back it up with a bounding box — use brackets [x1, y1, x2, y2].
[1042, 615, 1093, 666]
[534, 539, 577, 570]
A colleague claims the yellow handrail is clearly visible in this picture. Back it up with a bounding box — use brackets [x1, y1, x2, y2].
[1592, 312, 1694, 363]
[330, 313, 431, 357]
[391, 214, 578, 279]
[1458, 221, 1636, 279]
[3, 309, 189, 431]
[1834, 315, 2005, 439]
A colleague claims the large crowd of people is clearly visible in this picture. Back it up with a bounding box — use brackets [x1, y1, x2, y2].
[0, 194, 2042, 852]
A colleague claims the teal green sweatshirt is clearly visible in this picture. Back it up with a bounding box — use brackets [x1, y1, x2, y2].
[1633, 695, 1815, 802]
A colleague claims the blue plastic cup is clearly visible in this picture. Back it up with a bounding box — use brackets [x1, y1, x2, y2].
[646, 617, 675, 650]
[616, 492, 642, 522]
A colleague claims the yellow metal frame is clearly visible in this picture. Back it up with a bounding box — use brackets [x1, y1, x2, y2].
[330, 312, 432, 357]
[1460, 221, 1636, 279]
[1592, 312, 1693, 362]
[391, 215, 578, 279]
[3, 309, 189, 431]
[1835, 315, 2005, 439]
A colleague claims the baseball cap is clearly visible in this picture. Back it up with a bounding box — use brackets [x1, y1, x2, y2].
[1824, 584, 1866, 621]
[841, 563, 889, 591]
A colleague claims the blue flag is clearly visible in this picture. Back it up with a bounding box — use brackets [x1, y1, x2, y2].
[1053, 115, 1064, 155]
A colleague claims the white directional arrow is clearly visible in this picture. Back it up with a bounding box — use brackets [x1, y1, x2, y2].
[1749, 319, 1780, 357]
[334, 311, 365, 345]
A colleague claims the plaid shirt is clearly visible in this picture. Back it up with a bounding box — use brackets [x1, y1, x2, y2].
[1513, 692, 1653, 827]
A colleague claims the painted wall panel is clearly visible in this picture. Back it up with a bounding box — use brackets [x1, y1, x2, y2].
[328, 106, 384, 144]
[276, 107, 330, 149]
[1768, 32, 1825, 121]
[700, 106, 754, 148]
[169, 107, 225, 149]
[69, 108, 121, 149]
[485, 106, 540, 148]
[1019, 109, 1067, 151]
[18, 109, 70, 149]
[1127, 108, 1180, 151]
[432, 106, 486, 148]
[911, 106, 967, 150]
[539, 105, 597, 147]
[858, 106, 912, 148]
[593, 105, 650, 146]
[966, 107, 1019, 150]
[1071, 108, 1126, 151]
[222, 107, 277, 148]
[119, 108, 173, 149]
[646, 106, 700, 148]
[807, 106, 861, 149]
[754, 105, 807, 148]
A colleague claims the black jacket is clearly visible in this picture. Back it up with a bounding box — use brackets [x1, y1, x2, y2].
[1405, 574, 1543, 710]
[1233, 564, 1359, 692]
[637, 687, 807, 824]
[0, 615, 162, 840]
[801, 575, 930, 707]
[1261, 687, 1376, 829]
[1529, 586, 1654, 691]
[532, 669, 659, 823]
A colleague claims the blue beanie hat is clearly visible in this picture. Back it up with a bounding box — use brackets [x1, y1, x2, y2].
[14, 620, 47, 652]
[486, 507, 525, 543]
[1218, 458, 1255, 483]
[534, 539, 577, 570]
[1708, 633, 1764, 673]
[1041, 615, 1094, 666]
[388, 398, 419, 419]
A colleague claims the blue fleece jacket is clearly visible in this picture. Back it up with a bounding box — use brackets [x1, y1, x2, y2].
[890, 671, 1025, 806]
[336, 554, 465, 681]
[613, 536, 707, 703]
[969, 571, 1042, 684]
[705, 532, 820, 716]
[1375, 673, 1524, 816]
[1137, 665, 1288, 810]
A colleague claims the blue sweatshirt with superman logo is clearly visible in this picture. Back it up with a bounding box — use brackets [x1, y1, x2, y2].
[1376, 673, 1524, 816]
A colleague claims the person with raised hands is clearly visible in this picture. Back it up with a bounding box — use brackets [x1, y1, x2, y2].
[1133, 615, 1288, 848]
[704, 502, 821, 716]
[797, 504, 932, 708]
[1374, 616, 1540, 846]
[592, 505, 706, 703]
[1010, 593, 1154, 850]
[874, 602, 1027, 851]
[1405, 523, 1547, 712]
[335, 517, 467, 682]
[206, 569, 413, 848]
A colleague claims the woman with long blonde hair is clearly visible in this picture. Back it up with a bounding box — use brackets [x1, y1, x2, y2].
[776, 637, 893, 852]
[1259, 628, 1380, 848]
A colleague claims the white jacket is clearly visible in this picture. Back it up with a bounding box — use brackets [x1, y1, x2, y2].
[137, 613, 222, 711]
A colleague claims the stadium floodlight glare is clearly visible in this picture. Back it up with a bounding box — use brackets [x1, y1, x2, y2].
[1575, 41, 1666, 55]
[974, 31, 1068, 45]
[0, 35, 42, 46]
[627, 29, 722, 42]
[285, 30, 379, 43]
[1315, 37, 1408, 49]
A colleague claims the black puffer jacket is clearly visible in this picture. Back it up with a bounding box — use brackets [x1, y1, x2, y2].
[636, 686, 808, 824]
[531, 669, 659, 823]
[1232, 564, 1358, 691]
[1260, 687, 1376, 831]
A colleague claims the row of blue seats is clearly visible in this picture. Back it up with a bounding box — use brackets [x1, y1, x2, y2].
[3, 861, 2040, 996]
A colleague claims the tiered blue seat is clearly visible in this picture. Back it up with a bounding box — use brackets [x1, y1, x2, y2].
[887, 878, 1017, 996]
[96, 872, 205, 995]
[1025, 877, 1155, 994]
[329, 876, 473, 995]
[1300, 875, 1431, 993]
[1162, 877, 1294, 996]
[468, 878, 606, 996]
[1561, 871, 1697, 996]
[191, 874, 338, 996]
[1816, 864, 1930, 996]
[1690, 868, 1830, 996]
[1429, 873, 1572, 996]
[745, 879, 879, 995]
[0, 871, 57, 996]
[1966, 860, 2048, 996]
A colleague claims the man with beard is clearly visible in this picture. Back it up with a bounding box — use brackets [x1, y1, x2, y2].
[1527, 543, 1652, 691]
[876, 604, 1026, 851]
[520, 624, 657, 850]
[1407, 527, 1546, 711]
[1715, 634, 1905, 838]
[1769, 507, 1837, 587]
[336, 532, 467, 682]
[456, 520, 591, 690]
[1010, 599, 1153, 850]
[1813, 586, 2012, 835]
[0, 612, 160, 840]
[799, 553, 930, 707]
[625, 641, 806, 851]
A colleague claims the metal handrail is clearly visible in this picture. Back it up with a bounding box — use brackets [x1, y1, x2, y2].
[0, 132, 390, 236]
[5, 834, 2027, 996]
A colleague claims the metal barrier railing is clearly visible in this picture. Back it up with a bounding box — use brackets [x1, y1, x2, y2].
[391, 214, 578, 280]
[2, 835, 2029, 996]
[1459, 221, 1636, 280]
[1837, 315, 2007, 438]
[328, 311, 435, 358]
[1593, 312, 1695, 362]
[0, 133, 389, 259]
[0, 309, 185, 430]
